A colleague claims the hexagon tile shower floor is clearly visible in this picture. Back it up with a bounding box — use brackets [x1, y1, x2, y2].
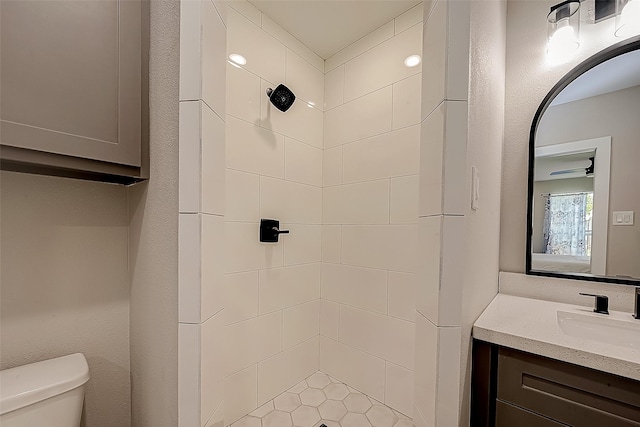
[230, 371, 412, 427]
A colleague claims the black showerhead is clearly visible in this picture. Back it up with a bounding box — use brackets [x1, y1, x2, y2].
[266, 84, 295, 112]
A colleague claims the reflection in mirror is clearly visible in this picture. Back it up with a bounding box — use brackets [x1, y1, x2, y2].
[527, 37, 640, 284]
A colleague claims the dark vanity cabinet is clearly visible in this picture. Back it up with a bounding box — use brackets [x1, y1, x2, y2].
[472, 340, 640, 426]
[0, 0, 149, 184]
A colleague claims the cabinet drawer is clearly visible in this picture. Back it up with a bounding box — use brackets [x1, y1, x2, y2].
[497, 347, 640, 426]
[496, 400, 568, 427]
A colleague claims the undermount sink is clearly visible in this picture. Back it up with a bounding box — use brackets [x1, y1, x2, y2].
[557, 310, 640, 351]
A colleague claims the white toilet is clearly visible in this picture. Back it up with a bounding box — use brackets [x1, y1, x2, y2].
[0, 353, 90, 427]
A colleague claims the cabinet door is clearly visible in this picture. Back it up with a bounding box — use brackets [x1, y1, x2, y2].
[496, 401, 568, 427]
[497, 348, 640, 426]
[1, 0, 142, 167]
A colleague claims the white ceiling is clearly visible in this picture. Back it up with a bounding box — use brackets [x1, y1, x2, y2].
[551, 50, 640, 106]
[248, 0, 421, 59]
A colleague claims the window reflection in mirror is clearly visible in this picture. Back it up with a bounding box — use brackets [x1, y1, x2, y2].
[527, 39, 640, 284]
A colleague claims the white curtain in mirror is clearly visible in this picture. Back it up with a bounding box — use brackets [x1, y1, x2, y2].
[543, 192, 593, 256]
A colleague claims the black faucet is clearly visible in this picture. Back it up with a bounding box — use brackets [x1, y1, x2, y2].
[634, 288, 640, 319]
[579, 293, 609, 315]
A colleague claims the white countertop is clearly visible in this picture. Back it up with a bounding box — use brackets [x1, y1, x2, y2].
[473, 294, 640, 381]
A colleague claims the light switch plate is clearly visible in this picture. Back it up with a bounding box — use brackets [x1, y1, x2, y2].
[613, 211, 634, 226]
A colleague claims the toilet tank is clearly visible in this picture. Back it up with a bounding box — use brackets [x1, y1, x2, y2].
[0, 353, 90, 427]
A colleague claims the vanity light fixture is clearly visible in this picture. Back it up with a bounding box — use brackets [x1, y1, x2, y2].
[616, 0, 640, 37]
[404, 54, 421, 67]
[547, 0, 581, 60]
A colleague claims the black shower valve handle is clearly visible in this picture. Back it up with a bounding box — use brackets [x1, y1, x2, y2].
[272, 226, 289, 235]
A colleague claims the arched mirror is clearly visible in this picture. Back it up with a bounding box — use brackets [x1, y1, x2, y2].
[527, 35, 640, 285]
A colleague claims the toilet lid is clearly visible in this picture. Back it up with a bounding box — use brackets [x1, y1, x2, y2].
[0, 353, 89, 415]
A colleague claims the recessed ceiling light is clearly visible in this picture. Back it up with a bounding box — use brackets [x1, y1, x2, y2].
[404, 55, 421, 67]
[228, 53, 247, 66]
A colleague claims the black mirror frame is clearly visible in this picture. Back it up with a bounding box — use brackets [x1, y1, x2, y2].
[526, 35, 640, 286]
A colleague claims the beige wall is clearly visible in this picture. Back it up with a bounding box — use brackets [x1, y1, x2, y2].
[535, 86, 640, 277]
[222, 3, 324, 423]
[501, 0, 627, 274]
[0, 172, 131, 427]
[128, 1, 180, 425]
[320, 5, 423, 417]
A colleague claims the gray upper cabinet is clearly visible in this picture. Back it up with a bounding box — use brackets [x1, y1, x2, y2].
[0, 0, 149, 184]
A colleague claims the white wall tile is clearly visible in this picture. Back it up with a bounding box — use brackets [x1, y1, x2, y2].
[418, 103, 445, 217]
[388, 271, 416, 322]
[413, 313, 437, 427]
[342, 126, 420, 184]
[417, 215, 465, 327]
[285, 138, 322, 187]
[343, 23, 422, 102]
[390, 175, 419, 224]
[202, 0, 227, 117]
[224, 365, 258, 425]
[282, 224, 322, 266]
[395, 3, 423, 34]
[325, 21, 395, 72]
[342, 225, 418, 272]
[201, 214, 225, 320]
[225, 169, 259, 222]
[320, 300, 339, 339]
[419, 101, 469, 216]
[285, 50, 324, 108]
[224, 311, 282, 375]
[258, 337, 320, 405]
[324, 87, 392, 148]
[421, 0, 446, 120]
[319, 337, 385, 402]
[283, 300, 320, 349]
[260, 80, 324, 149]
[393, 74, 422, 129]
[385, 362, 414, 418]
[179, 101, 201, 214]
[321, 263, 387, 314]
[323, 181, 390, 225]
[339, 305, 415, 370]
[441, 101, 468, 216]
[179, 214, 201, 323]
[259, 263, 321, 314]
[322, 147, 342, 187]
[260, 177, 322, 224]
[201, 311, 225, 424]
[225, 222, 284, 273]
[179, 0, 201, 101]
[178, 323, 200, 427]
[227, 0, 261, 26]
[321, 225, 342, 263]
[324, 65, 345, 111]
[227, 8, 285, 84]
[435, 326, 462, 426]
[226, 63, 261, 123]
[204, 401, 224, 427]
[261, 15, 324, 72]
[201, 104, 225, 216]
[224, 271, 258, 325]
[445, 1, 470, 103]
[226, 115, 284, 178]
[415, 215, 441, 325]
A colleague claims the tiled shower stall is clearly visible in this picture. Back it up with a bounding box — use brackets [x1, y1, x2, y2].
[177, 0, 483, 426]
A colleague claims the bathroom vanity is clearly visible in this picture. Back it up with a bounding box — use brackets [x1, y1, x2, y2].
[471, 294, 640, 426]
